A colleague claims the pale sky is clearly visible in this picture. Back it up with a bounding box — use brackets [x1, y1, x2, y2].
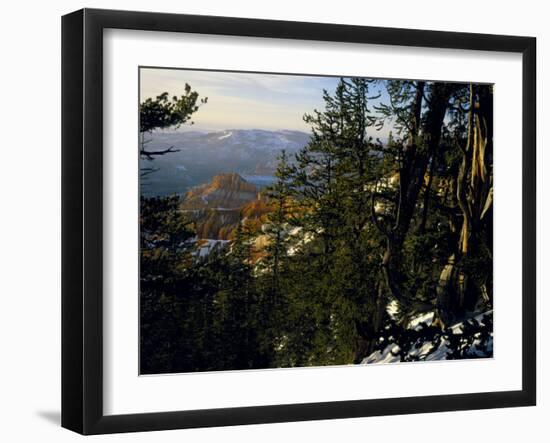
[139, 67, 390, 137]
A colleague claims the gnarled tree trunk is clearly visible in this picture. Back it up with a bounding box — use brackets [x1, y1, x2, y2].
[436, 84, 493, 327]
[374, 82, 455, 314]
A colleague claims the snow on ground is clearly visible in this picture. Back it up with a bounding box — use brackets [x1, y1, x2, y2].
[408, 311, 435, 330]
[362, 309, 493, 365]
[193, 239, 230, 258]
[362, 344, 401, 364]
[424, 337, 450, 361]
[288, 231, 315, 256]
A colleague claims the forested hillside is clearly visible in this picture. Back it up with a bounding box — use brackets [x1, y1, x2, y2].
[139, 77, 494, 374]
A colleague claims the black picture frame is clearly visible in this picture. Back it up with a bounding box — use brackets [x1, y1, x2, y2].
[62, 8, 536, 435]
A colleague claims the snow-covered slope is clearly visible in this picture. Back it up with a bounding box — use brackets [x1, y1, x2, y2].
[362, 310, 493, 364]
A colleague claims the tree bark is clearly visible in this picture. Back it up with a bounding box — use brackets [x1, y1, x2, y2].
[436, 84, 493, 327]
[377, 82, 454, 313]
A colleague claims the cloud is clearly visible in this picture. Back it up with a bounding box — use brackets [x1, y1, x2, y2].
[139, 68, 390, 137]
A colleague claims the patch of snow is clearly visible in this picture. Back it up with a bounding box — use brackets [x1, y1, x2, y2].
[449, 310, 493, 335]
[193, 239, 230, 258]
[408, 311, 435, 330]
[425, 338, 450, 361]
[466, 336, 493, 357]
[288, 226, 302, 237]
[287, 230, 315, 257]
[408, 341, 436, 359]
[362, 310, 493, 365]
[362, 344, 401, 364]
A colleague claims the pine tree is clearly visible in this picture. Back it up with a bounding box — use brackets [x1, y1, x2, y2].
[263, 151, 295, 298]
[139, 86, 207, 178]
[279, 78, 384, 364]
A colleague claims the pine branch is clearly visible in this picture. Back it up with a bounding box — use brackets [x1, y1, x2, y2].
[140, 145, 180, 160]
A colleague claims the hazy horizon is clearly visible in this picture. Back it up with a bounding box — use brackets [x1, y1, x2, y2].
[140, 67, 391, 138]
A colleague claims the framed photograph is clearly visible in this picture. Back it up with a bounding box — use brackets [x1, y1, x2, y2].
[62, 8, 536, 435]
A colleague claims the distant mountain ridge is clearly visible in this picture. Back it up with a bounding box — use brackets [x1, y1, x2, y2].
[140, 129, 310, 197]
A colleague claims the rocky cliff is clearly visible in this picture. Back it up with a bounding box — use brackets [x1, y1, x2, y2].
[181, 172, 259, 210]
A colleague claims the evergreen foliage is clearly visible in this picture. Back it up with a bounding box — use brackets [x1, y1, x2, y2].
[139, 78, 493, 373]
